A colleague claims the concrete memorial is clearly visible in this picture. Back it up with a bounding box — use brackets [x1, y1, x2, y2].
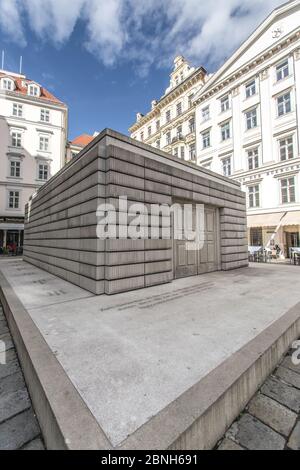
[23, 129, 248, 295]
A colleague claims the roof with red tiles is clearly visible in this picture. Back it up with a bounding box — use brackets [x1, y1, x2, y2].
[0, 71, 66, 106]
[70, 134, 94, 148]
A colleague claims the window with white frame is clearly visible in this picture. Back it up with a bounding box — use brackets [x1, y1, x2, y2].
[276, 59, 289, 82]
[245, 80, 256, 98]
[180, 146, 185, 159]
[279, 136, 294, 161]
[8, 190, 20, 209]
[220, 95, 230, 113]
[202, 130, 211, 149]
[39, 135, 50, 152]
[188, 93, 194, 108]
[247, 148, 259, 170]
[245, 108, 258, 130]
[156, 139, 160, 149]
[177, 125, 182, 139]
[222, 156, 232, 176]
[166, 131, 171, 145]
[147, 125, 151, 137]
[281, 177, 296, 203]
[28, 84, 39, 97]
[248, 185, 260, 208]
[176, 102, 182, 116]
[12, 103, 23, 118]
[38, 163, 49, 181]
[202, 106, 210, 122]
[2, 78, 14, 91]
[189, 143, 196, 161]
[40, 109, 50, 122]
[11, 131, 22, 148]
[221, 121, 230, 141]
[10, 160, 21, 178]
[174, 147, 178, 158]
[166, 109, 171, 122]
[156, 120, 160, 131]
[189, 117, 195, 133]
[277, 92, 291, 116]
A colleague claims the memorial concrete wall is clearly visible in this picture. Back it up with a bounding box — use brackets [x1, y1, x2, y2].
[23, 129, 248, 295]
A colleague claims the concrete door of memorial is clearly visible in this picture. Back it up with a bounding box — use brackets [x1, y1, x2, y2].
[174, 205, 220, 279]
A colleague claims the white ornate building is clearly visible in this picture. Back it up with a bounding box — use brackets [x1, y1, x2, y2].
[129, 56, 207, 161]
[0, 69, 67, 250]
[194, 0, 300, 257]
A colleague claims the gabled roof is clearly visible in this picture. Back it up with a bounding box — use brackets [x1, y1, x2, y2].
[0, 70, 66, 106]
[194, 0, 299, 102]
[70, 134, 94, 148]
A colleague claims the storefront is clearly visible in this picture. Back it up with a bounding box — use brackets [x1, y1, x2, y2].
[0, 221, 24, 253]
[247, 211, 300, 258]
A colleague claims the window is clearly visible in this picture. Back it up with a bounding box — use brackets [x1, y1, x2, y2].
[2, 78, 14, 91]
[156, 139, 160, 149]
[176, 125, 182, 139]
[156, 120, 160, 131]
[248, 185, 260, 208]
[13, 103, 23, 118]
[188, 93, 194, 108]
[245, 80, 256, 98]
[245, 108, 257, 130]
[250, 228, 262, 246]
[41, 109, 50, 122]
[8, 191, 19, 209]
[38, 163, 49, 181]
[247, 148, 259, 170]
[180, 147, 185, 159]
[166, 131, 171, 145]
[189, 143, 196, 161]
[180, 72, 184, 82]
[176, 102, 182, 116]
[11, 131, 22, 148]
[221, 121, 230, 141]
[166, 110, 171, 122]
[276, 59, 289, 82]
[279, 136, 294, 161]
[189, 117, 195, 133]
[140, 131, 144, 141]
[202, 106, 210, 121]
[202, 130, 210, 149]
[281, 177, 296, 203]
[39, 135, 50, 152]
[28, 84, 39, 97]
[220, 95, 229, 112]
[277, 92, 291, 116]
[222, 157, 232, 176]
[10, 161, 21, 178]
[147, 126, 151, 137]
[174, 147, 178, 158]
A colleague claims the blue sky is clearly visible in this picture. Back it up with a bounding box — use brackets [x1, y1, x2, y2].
[0, 0, 283, 140]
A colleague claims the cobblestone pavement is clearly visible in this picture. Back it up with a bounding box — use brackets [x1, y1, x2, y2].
[0, 304, 45, 450]
[217, 341, 300, 450]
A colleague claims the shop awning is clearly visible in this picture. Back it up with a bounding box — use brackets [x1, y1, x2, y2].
[0, 223, 24, 230]
[282, 211, 300, 226]
[247, 212, 286, 228]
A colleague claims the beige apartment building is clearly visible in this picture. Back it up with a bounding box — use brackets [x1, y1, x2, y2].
[129, 56, 207, 161]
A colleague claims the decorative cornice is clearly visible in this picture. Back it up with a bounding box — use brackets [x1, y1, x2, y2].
[195, 30, 300, 105]
[129, 68, 205, 132]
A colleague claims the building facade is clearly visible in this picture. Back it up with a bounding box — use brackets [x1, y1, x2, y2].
[129, 56, 207, 162]
[193, 0, 300, 257]
[0, 69, 67, 251]
[65, 133, 97, 163]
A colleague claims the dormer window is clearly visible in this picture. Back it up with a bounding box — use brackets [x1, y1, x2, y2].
[1, 78, 14, 91]
[28, 84, 40, 97]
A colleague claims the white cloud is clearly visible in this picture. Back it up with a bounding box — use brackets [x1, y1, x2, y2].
[0, 0, 286, 74]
